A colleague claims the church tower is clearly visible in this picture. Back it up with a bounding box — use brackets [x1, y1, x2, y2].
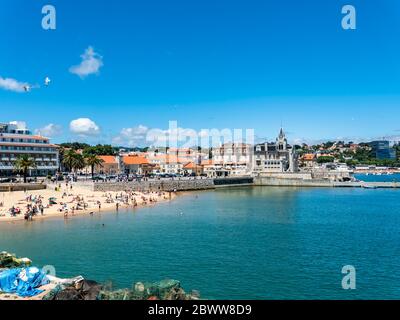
[276, 128, 287, 151]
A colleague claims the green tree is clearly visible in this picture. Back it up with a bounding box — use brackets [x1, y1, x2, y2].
[83, 144, 116, 157]
[85, 155, 105, 178]
[316, 156, 335, 164]
[59, 142, 90, 150]
[62, 149, 78, 172]
[71, 154, 86, 172]
[324, 141, 335, 149]
[14, 155, 37, 183]
[62, 149, 86, 173]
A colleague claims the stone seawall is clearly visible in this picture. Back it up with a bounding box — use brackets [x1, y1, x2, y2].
[0, 184, 47, 192]
[92, 177, 255, 192]
[93, 179, 215, 192]
[254, 177, 334, 187]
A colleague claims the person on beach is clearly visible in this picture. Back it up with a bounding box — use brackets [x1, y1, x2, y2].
[116, 203, 119, 211]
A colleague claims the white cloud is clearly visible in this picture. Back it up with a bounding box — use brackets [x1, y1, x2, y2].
[69, 46, 103, 78]
[35, 124, 62, 137]
[121, 125, 149, 139]
[146, 127, 198, 146]
[9, 121, 27, 129]
[70, 118, 100, 136]
[112, 123, 200, 147]
[0, 76, 30, 93]
[112, 125, 149, 147]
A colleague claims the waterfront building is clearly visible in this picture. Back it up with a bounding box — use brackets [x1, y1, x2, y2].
[369, 141, 396, 160]
[253, 128, 299, 174]
[0, 121, 59, 177]
[300, 153, 316, 168]
[210, 143, 252, 177]
[201, 160, 222, 177]
[145, 153, 166, 168]
[167, 147, 208, 164]
[182, 162, 204, 176]
[159, 155, 185, 174]
[212, 143, 252, 165]
[122, 155, 156, 175]
[89, 155, 120, 175]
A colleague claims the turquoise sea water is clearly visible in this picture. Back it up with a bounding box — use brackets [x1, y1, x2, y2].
[355, 173, 400, 183]
[1, 185, 400, 299]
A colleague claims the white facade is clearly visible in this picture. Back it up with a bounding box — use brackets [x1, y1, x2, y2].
[253, 129, 299, 174]
[210, 143, 252, 176]
[0, 122, 59, 176]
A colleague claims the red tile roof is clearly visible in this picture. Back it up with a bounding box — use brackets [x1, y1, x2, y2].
[302, 154, 315, 161]
[98, 155, 118, 164]
[183, 162, 202, 169]
[201, 160, 214, 166]
[123, 156, 149, 165]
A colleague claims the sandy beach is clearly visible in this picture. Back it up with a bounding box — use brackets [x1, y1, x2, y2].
[0, 182, 175, 223]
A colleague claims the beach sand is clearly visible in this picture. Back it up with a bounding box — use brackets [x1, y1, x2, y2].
[0, 182, 175, 223]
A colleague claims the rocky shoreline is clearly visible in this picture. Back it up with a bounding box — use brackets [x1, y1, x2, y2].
[0, 252, 200, 301]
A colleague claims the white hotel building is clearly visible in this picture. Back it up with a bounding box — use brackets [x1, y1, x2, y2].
[0, 122, 59, 177]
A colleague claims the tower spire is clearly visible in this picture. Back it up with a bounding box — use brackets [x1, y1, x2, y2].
[279, 127, 285, 139]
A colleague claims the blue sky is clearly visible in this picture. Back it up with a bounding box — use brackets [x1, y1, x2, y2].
[1, 0, 400, 146]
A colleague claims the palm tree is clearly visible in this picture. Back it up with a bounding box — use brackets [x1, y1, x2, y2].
[62, 149, 86, 173]
[14, 155, 37, 183]
[85, 155, 105, 178]
[71, 154, 86, 173]
[58, 147, 66, 172]
[62, 149, 77, 172]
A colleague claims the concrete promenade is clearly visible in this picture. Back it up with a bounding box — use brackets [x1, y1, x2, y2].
[4, 176, 396, 194]
[255, 177, 400, 189]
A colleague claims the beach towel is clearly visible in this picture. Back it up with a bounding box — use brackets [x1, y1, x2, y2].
[0, 267, 49, 297]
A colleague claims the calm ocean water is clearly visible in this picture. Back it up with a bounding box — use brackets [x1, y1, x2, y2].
[1, 183, 400, 299]
[355, 173, 400, 183]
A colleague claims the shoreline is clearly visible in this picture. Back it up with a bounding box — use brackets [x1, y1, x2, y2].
[0, 183, 177, 224]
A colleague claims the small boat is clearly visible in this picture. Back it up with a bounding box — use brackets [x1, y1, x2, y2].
[363, 185, 377, 189]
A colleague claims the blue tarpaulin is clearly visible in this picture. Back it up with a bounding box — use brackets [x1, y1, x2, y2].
[0, 267, 49, 297]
